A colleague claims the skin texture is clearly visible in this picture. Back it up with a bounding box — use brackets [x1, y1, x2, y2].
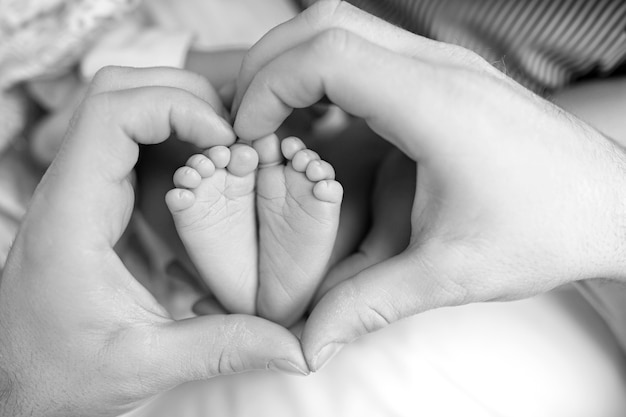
[0, 67, 308, 417]
[4, 2, 626, 415]
[232, 0, 626, 371]
[255, 135, 343, 327]
[166, 143, 260, 316]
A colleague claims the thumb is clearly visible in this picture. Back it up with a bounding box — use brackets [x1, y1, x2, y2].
[135, 314, 309, 391]
[301, 249, 462, 371]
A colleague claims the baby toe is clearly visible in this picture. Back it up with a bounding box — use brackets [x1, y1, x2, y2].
[253, 134, 283, 166]
[186, 154, 216, 178]
[281, 136, 306, 160]
[165, 188, 196, 212]
[291, 149, 320, 172]
[305, 159, 336, 182]
[204, 145, 231, 169]
[227, 144, 259, 177]
[173, 166, 202, 189]
[313, 180, 343, 203]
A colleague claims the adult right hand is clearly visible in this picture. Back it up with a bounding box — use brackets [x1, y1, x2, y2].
[232, 0, 626, 370]
[0, 66, 307, 417]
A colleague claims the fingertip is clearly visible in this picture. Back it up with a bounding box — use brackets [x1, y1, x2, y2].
[309, 342, 344, 372]
[267, 359, 310, 376]
[302, 254, 426, 370]
[214, 117, 238, 146]
[233, 89, 293, 142]
[148, 315, 310, 384]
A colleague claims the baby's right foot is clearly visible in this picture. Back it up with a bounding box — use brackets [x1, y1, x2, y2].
[165, 144, 259, 315]
[254, 135, 343, 327]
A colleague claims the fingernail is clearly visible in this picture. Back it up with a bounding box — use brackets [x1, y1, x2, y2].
[218, 118, 236, 139]
[313, 343, 343, 371]
[268, 359, 309, 376]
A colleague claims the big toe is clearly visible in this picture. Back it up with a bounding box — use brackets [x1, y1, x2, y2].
[228, 144, 259, 177]
[253, 134, 283, 166]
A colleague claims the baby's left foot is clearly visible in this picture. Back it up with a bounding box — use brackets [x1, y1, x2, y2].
[165, 144, 259, 315]
[255, 135, 343, 327]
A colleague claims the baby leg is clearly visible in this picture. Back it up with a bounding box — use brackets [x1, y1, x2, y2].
[254, 135, 343, 327]
[318, 148, 415, 299]
[165, 144, 259, 315]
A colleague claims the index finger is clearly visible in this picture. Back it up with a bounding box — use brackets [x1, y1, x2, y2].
[234, 29, 446, 160]
[233, 0, 450, 115]
[89, 66, 230, 120]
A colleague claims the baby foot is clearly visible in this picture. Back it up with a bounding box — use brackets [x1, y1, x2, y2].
[165, 144, 259, 315]
[254, 135, 343, 327]
[316, 149, 415, 301]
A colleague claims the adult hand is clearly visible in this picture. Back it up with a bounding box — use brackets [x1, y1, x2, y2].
[0, 67, 307, 417]
[233, 0, 626, 370]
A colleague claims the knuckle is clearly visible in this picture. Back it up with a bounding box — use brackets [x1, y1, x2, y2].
[451, 46, 501, 77]
[438, 43, 488, 70]
[91, 65, 118, 83]
[302, 0, 345, 31]
[213, 349, 245, 375]
[311, 28, 354, 58]
[207, 316, 249, 375]
[180, 70, 217, 101]
[355, 303, 395, 335]
[79, 93, 112, 119]
[420, 244, 478, 306]
[71, 92, 118, 136]
[340, 281, 397, 335]
[90, 65, 127, 92]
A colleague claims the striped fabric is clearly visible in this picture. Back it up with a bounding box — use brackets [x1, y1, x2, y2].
[322, 0, 626, 93]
